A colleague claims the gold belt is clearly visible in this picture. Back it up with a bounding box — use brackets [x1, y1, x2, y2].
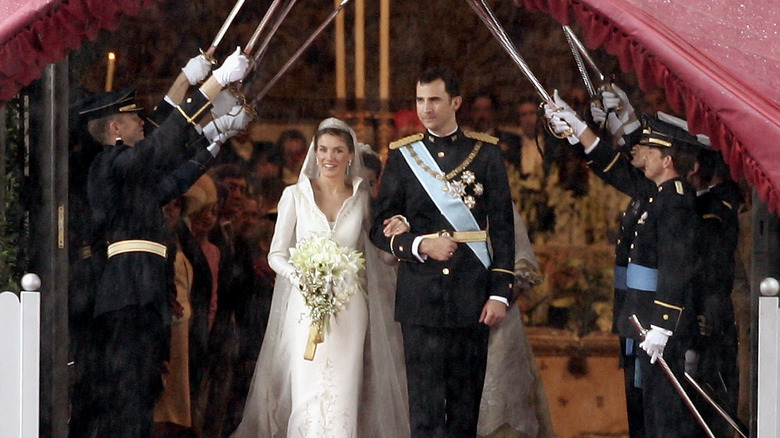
[107, 239, 168, 259]
[420, 230, 487, 243]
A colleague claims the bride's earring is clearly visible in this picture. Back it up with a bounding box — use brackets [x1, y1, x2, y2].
[346, 159, 352, 175]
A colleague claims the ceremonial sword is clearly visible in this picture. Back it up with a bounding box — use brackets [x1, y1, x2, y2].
[561, 26, 622, 120]
[202, 0, 247, 62]
[253, 0, 351, 104]
[683, 371, 748, 438]
[630, 315, 716, 438]
[464, 0, 572, 138]
[244, 0, 286, 57]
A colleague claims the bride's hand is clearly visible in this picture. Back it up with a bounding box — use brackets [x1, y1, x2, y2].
[383, 215, 409, 237]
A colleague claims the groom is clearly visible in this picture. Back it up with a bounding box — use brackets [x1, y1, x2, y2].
[370, 67, 515, 437]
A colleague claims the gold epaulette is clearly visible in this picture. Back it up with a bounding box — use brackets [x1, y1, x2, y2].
[464, 131, 499, 144]
[674, 180, 685, 195]
[389, 133, 424, 150]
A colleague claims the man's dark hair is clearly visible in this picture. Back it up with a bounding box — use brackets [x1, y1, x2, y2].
[418, 67, 460, 98]
[276, 129, 307, 147]
[468, 90, 497, 110]
[660, 146, 698, 177]
[250, 141, 283, 167]
[211, 163, 247, 183]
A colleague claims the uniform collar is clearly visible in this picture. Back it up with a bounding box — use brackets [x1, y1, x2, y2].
[426, 127, 460, 145]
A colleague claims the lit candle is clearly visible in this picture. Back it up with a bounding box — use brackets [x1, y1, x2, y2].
[379, 0, 389, 101]
[105, 52, 116, 92]
[354, 0, 365, 100]
[335, 0, 346, 100]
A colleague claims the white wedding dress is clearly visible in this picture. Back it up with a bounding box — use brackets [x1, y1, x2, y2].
[231, 118, 408, 438]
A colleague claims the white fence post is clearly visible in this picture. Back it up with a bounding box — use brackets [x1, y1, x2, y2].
[0, 273, 41, 438]
[758, 277, 780, 437]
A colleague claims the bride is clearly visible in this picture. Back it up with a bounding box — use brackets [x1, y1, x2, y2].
[231, 118, 409, 438]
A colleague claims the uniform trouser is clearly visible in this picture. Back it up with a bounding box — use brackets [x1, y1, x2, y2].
[620, 337, 646, 438]
[693, 328, 740, 438]
[93, 304, 165, 438]
[638, 336, 699, 438]
[401, 323, 489, 438]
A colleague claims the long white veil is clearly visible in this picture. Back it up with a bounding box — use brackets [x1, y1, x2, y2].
[231, 118, 409, 437]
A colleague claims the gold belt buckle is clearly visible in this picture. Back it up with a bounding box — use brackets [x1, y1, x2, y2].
[438, 230, 452, 237]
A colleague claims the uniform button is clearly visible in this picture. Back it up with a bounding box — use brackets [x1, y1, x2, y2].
[399, 246, 404, 251]
[634, 231, 638, 236]
[437, 151, 446, 158]
[442, 268, 450, 275]
[649, 197, 654, 203]
[663, 314, 669, 320]
[628, 257, 632, 262]
[630, 244, 634, 249]
[186, 97, 193, 103]
[658, 186, 664, 192]
[617, 239, 621, 244]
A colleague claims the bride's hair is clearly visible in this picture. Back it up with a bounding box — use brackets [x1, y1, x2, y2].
[314, 127, 355, 153]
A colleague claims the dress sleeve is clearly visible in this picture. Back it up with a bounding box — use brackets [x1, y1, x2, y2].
[268, 187, 297, 280]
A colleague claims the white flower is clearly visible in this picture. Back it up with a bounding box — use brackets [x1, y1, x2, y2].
[289, 232, 365, 334]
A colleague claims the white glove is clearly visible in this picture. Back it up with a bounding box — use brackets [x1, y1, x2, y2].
[590, 100, 607, 125]
[639, 325, 672, 364]
[206, 142, 221, 158]
[684, 349, 699, 376]
[543, 90, 588, 145]
[202, 104, 253, 144]
[211, 89, 242, 118]
[600, 84, 640, 136]
[181, 54, 213, 85]
[212, 47, 251, 87]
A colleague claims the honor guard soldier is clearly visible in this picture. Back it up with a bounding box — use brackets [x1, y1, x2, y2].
[83, 49, 251, 438]
[545, 95, 703, 437]
[586, 84, 649, 437]
[687, 135, 743, 437]
[370, 67, 515, 437]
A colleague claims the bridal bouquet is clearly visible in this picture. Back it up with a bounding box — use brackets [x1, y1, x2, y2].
[289, 232, 365, 360]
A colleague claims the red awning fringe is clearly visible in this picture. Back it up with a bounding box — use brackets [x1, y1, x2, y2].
[0, 0, 159, 103]
[517, 0, 780, 213]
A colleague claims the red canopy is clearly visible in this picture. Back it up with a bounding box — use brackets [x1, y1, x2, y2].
[518, 0, 780, 213]
[0, 0, 157, 102]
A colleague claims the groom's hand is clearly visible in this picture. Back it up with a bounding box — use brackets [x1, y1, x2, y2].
[479, 300, 507, 326]
[419, 236, 458, 261]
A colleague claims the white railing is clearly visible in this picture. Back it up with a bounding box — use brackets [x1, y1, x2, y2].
[758, 277, 780, 437]
[0, 274, 41, 438]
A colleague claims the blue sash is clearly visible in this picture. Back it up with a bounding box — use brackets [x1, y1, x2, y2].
[399, 141, 491, 268]
[626, 263, 658, 292]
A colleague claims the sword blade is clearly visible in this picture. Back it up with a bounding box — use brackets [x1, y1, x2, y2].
[465, 0, 552, 104]
[210, 0, 247, 50]
[629, 315, 716, 438]
[253, 0, 299, 65]
[245, 0, 286, 55]
[683, 372, 748, 438]
[562, 25, 605, 82]
[253, 0, 351, 103]
[562, 25, 597, 99]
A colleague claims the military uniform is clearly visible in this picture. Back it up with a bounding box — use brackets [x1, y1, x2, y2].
[370, 129, 515, 437]
[584, 128, 652, 437]
[599, 116, 703, 437]
[692, 179, 742, 437]
[85, 88, 215, 438]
